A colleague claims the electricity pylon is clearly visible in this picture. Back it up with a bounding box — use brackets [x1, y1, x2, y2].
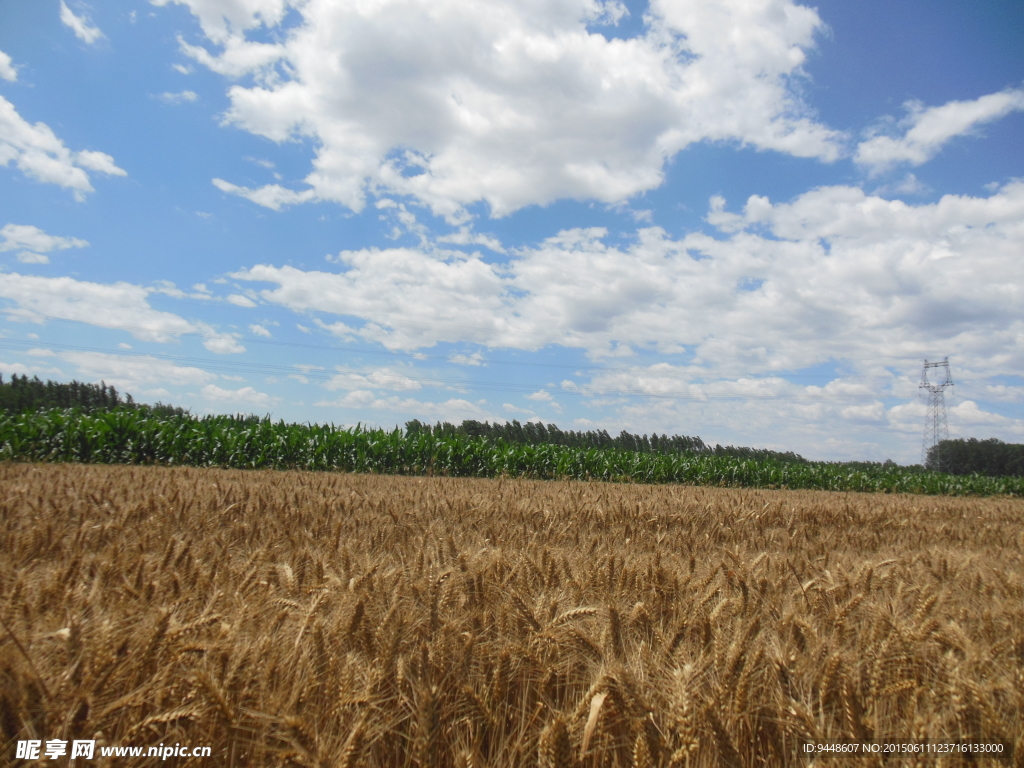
[920, 358, 953, 468]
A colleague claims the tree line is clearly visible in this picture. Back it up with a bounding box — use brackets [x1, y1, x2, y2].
[26, 375, 1020, 474]
[405, 418, 808, 464]
[0, 374, 188, 418]
[927, 437, 1024, 477]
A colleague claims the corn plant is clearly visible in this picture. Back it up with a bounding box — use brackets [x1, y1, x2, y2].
[1, 408, 1022, 495]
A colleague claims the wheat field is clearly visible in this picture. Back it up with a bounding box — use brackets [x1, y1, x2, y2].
[1, 463, 1022, 767]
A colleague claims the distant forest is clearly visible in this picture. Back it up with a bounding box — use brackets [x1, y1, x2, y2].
[22, 374, 1022, 473]
[405, 418, 809, 464]
[0, 374, 188, 417]
[928, 438, 1024, 477]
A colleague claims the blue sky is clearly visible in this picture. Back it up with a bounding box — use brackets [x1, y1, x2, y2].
[1, 0, 1022, 463]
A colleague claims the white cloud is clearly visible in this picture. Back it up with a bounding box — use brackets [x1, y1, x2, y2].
[162, 0, 843, 219]
[60, 351, 216, 389]
[0, 96, 126, 198]
[437, 228, 506, 254]
[317, 389, 377, 409]
[449, 352, 484, 366]
[151, 279, 210, 299]
[212, 178, 316, 211]
[201, 383, 278, 408]
[885, 401, 927, 432]
[226, 293, 256, 307]
[0, 50, 18, 82]
[504, 403, 536, 416]
[856, 88, 1024, 174]
[231, 181, 1024, 439]
[249, 323, 272, 337]
[840, 401, 886, 424]
[526, 390, 553, 401]
[984, 385, 1024, 403]
[873, 173, 928, 198]
[153, 0, 291, 45]
[201, 332, 246, 354]
[0, 360, 63, 378]
[949, 400, 1012, 427]
[0, 273, 198, 342]
[0, 224, 89, 254]
[59, 1, 104, 45]
[16, 252, 49, 264]
[0, 274, 243, 353]
[314, 390, 499, 423]
[178, 33, 286, 77]
[234, 247, 507, 350]
[74, 150, 126, 176]
[325, 367, 422, 392]
[158, 90, 199, 104]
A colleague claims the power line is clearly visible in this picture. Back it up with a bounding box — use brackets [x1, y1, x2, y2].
[0, 336, 915, 403]
[1, 309, 908, 382]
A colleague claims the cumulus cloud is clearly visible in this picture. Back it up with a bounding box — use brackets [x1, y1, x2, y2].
[0, 224, 89, 256]
[234, 247, 507, 350]
[0, 50, 18, 82]
[449, 352, 484, 366]
[0, 359, 63, 378]
[212, 178, 316, 210]
[855, 88, 1024, 174]
[316, 390, 376, 409]
[160, 0, 843, 219]
[226, 293, 256, 307]
[153, 0, 291, 45]
[201, 383, 278, 408]
[59, 1, 104, 45]
[232, 181, 1024, 409]
[315, 392, 499, 423]
[158, 90, 199, 104]
[16, 252, 50, 264]
[840, 401, 887, 424]
[984, 385, 1024, 403]
[949, 400, 1012, 427]
[73, 150, 127, 177]
[325, 367, 423, 393]
[0, 273, 197, 342]
[59, 351, 217, 390]
[0, 273, 245, 353]
[201, 332, 246, 354]
[437, 228, 506, 254]
[249, 323, 272, 337]
[0, 96, 126, 198]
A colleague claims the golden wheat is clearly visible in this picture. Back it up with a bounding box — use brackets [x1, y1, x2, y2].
[0, 463, 1022, 767]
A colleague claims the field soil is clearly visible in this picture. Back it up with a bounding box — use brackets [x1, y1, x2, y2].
[1, 463, 1023, 767]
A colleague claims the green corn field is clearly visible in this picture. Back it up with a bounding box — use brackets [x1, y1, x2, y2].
[1, 408, 1022, 496]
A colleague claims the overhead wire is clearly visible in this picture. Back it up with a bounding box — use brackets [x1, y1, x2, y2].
[0, 309, 911, 383]
[0, 334, 915, 403]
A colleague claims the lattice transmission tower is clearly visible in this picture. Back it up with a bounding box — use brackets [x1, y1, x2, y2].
[920, 358, 953, 468]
